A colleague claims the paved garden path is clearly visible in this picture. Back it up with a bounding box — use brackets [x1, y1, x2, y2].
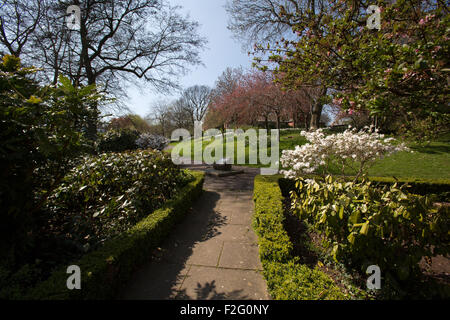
[119, 165, 270, 300]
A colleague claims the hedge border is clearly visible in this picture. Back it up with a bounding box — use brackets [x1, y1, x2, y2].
[277, 175, 450, 199]
[253, 175, 346, 300]
[26, 170, 205, 300]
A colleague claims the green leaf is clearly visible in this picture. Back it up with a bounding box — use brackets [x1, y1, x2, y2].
[58, 75, 75, 92]
[360, 221, 370, 235]
[347, 233, 356, 245]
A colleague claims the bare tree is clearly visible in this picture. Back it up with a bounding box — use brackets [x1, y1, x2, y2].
[225, 0, 298, 48]
[0, 0, 207, 97]
[170, 98, 193, 130]
[67, 0, 207, 92]
[180, 85, 212, 124]
[151, 100, 172, 137]
[0, 0, 43, 57]
[0, 0, 207, 138]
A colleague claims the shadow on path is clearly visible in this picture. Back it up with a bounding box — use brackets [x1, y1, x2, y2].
[118, 166, 264, 300]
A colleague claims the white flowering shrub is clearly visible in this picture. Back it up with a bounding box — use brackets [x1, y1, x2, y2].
[280, 126, 409, 179]
[136, 133, 169, 151]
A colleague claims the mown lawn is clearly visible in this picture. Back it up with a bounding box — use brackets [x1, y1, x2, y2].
[168, 130, 450, 180]
[367, 139, 450, 180]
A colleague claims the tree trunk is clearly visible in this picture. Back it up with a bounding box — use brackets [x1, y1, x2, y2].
[310, 103, 323, 130]
[78, 1, 98, 142]
[309, 86, 327, 130]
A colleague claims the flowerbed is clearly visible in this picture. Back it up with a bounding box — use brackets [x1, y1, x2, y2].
[290, 176, 450, 283]
[278, 127, 450, 298]
[45, 150, 193, 250]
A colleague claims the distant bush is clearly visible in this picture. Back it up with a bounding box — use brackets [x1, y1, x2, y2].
[97, 129, 140, 152]
[108, 114, 151, 133]
[136, 133, 169, 151]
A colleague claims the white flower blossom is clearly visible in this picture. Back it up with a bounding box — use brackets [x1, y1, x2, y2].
[136, 133, 169, 151]
[280, 126, 409, 179]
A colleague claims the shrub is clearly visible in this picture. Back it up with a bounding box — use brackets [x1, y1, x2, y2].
[136, 132, 169, 151]
[0, 55, 101, 268]
[290, 176, 450, 281]
[97, 129, 140, 153]
[281, 126, 408, 180]
[43, 150, 193, 255]
[21, 171, 205, 300]
[279, 175, 450, 201]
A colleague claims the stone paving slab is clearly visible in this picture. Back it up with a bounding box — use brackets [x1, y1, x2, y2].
[119, 166, 269, 300]
[229, 212, 253, 226]
[160, 238, 224, 267]
[121, 262, 190, 300]
[211, 224, 258, 243]
[218, 241, 263, 270]
[174, 266, 269, 300]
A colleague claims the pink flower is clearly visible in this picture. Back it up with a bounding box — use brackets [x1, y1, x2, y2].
[333, 97, 343, 106]
[419, 19, 425, 25]
[348, 109, 354, 115]
[425, 14, 435, 22]
[432, 46, 442, 53]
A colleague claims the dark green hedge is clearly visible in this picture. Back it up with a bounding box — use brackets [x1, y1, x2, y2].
[253, 175, 346, 300]
[277, 175, 450, 200]
[25, 171, 204, 300]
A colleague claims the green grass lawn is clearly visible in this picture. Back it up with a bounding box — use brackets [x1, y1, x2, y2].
[168, 130, 450, 180]
[367, 139, 450, 180]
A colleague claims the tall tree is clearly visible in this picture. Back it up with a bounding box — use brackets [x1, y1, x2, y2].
[225, 0, 297, 48]
[258, 0, 449, 135]
[226, 0, 330, 129]
[209, 69, 312, 130]
[0, 0, 207, 128]
[151, 100, 172, 137]
[180, 85, 212, 124]
[169, 98, 193, 131]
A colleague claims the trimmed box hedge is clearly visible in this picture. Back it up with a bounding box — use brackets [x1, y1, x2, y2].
[25, 170, 204, 300]
[253, 175, 346, 300]
[277, 175, 450, 200]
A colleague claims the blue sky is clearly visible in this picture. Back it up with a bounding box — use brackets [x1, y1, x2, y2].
[125, 0, 254, 118]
